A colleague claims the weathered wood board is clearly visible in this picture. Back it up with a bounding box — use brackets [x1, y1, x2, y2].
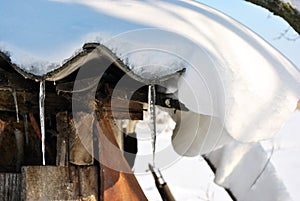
[0, 173, 21, 201]
[21, 166, 98, 201]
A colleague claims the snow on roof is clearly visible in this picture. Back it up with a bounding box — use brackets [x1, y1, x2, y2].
[0, 42, 185, 83]
[1, 0, 300, 200]
[281, 0, 300, 10]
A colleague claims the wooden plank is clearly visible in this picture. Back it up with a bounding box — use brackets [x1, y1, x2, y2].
[96, 97, 144, 120]
[58, 79, 186, 113]
[97, 117, 147, 201]
[14, 129, 24, 171]
[0, 173, 21, 201]
[56, 112, 69, 166]
[0, 116, 24, 172]
[21, 166, 98, 201]
[0, 90, 70, 114]
[0, 71, 38, 91]
[69, 112, 94, 166]
[78, 166, 99, 200]
[56, 112, 94, 166]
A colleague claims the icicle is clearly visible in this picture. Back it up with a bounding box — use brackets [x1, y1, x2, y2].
[39, 81, 46, 166]
[12, 90, 19, 123]
[148, 84, 157, 167]
[23, 114, 29, 145]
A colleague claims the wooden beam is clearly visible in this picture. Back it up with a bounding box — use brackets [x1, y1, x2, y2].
[57, 78, 187, 112]
[0, 90, 70, 114]
[56, 112, 69, 166]
[98, 98, 144, 120]
[97, 116, 147, 201]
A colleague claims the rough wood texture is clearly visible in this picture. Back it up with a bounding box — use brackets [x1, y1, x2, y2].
[0, 70, 70, 114]
[0, 115, 27, 172]
[56, 112, 69, 166]
[246, 0, 300, 34]
[69, 112, 94, 166]
[21, 166, 98, 201]
[56, 112, 94, 166]
[0, 173, 21, 201]
[105, 85, 187, 112]
[97, 117, 147, 201]
[14, 129, 24, 171]
[102, 98, 144, 120]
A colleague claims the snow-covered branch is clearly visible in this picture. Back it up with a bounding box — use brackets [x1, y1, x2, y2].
[245, 0, 300, 34]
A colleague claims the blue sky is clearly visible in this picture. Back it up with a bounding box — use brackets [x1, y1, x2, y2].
[0, 0, 145, 59]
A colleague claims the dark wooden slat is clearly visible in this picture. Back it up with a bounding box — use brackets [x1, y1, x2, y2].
[0, 173, 21, 201]
[56, 112, 69, 166]
[0, 90, 70, 114]
[0, 71, 38, 91]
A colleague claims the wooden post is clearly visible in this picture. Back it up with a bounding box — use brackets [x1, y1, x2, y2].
[56, 112, 69, 166]
[97, 116, 147, 201]
[69, 112, 94, 166]
[56, 112, 94, 166]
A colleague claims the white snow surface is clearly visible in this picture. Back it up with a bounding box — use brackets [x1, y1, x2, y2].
[134, 108, 233, 201]
[171, 110, 233, 156]
[207, 141, 292, 201]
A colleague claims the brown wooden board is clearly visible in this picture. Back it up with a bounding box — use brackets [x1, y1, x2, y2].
[97, 117, 147, 201]
[21, 166, 98, 201]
